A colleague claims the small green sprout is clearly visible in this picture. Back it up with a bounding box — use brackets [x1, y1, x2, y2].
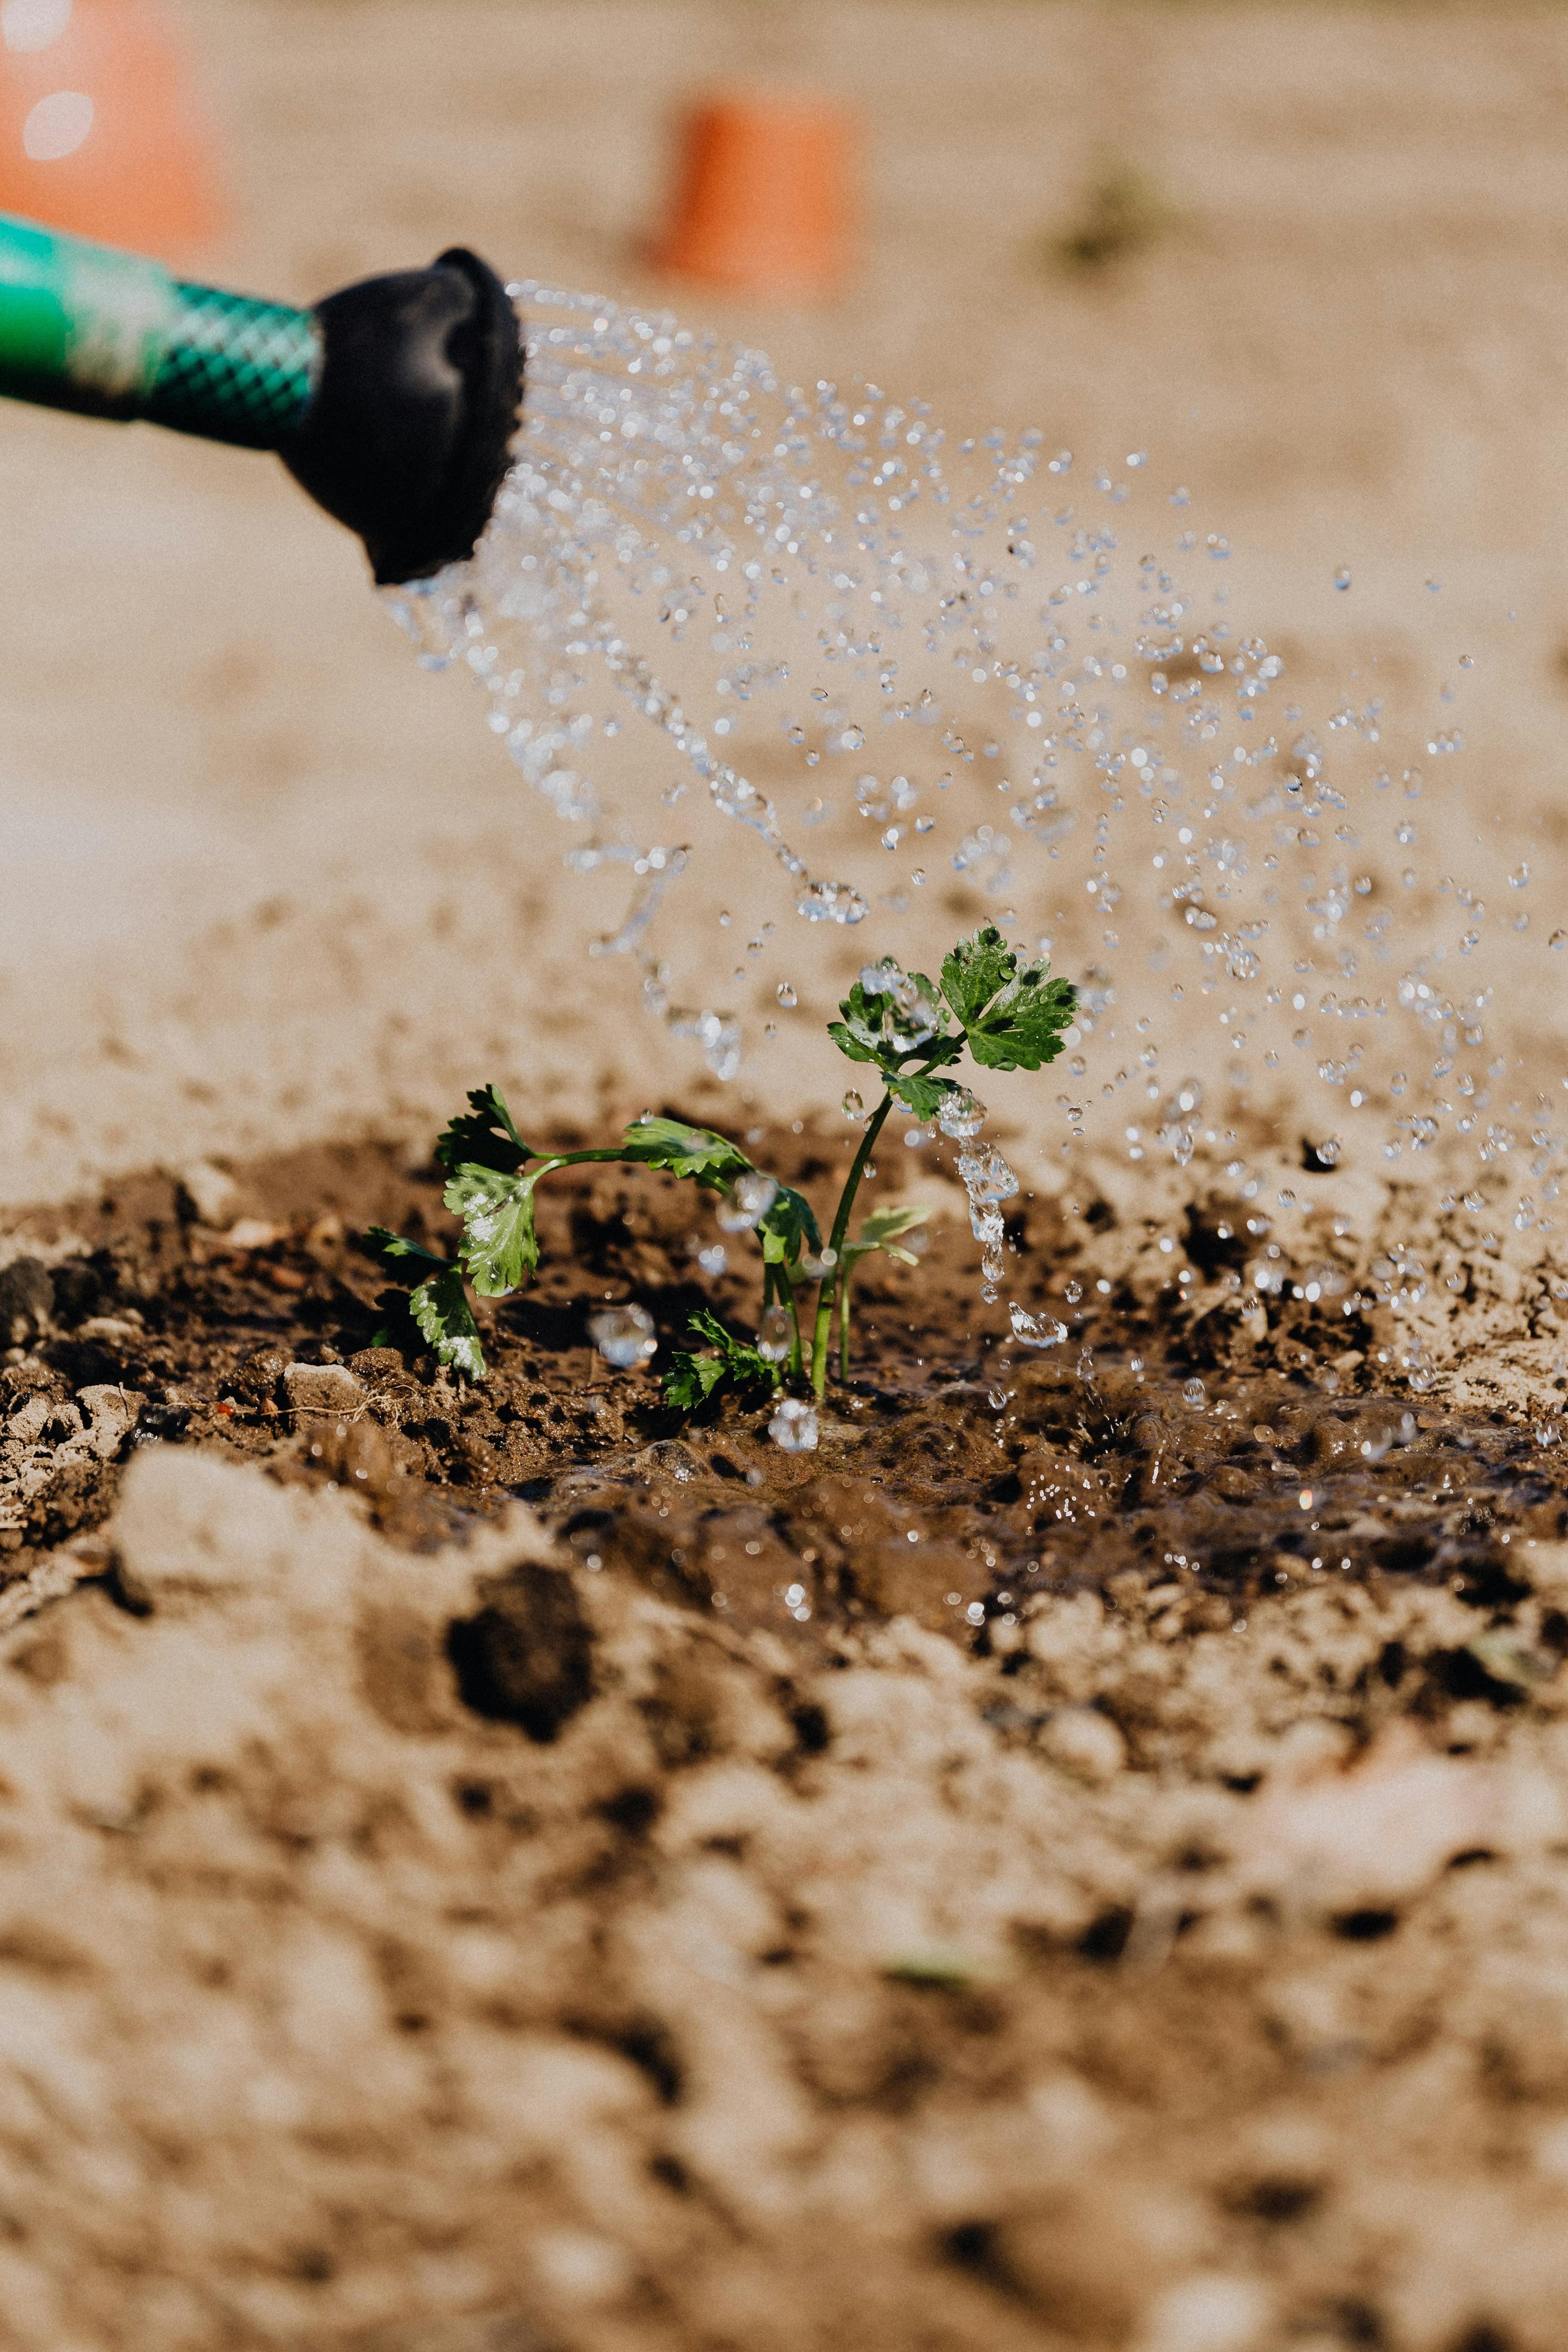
[368, 925, 1075, 1403]
[662, 1308, 780, 1412]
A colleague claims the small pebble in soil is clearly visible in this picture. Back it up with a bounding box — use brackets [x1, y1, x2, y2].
[588, 1304, 657, 1370]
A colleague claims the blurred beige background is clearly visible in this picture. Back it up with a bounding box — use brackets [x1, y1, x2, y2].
[3, 0, 1568, 1202]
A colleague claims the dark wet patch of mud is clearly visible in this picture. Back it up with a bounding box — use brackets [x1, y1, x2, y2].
[3, 1121, 1565, 1667]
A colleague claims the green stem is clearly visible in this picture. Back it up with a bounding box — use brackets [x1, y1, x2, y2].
[537, 1147, 635, 1169]
[838, 1263, 853, 1384]
[811, 1090, 895, 1399]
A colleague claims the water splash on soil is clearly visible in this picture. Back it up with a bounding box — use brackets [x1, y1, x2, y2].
[387, 282, 1564, 1376]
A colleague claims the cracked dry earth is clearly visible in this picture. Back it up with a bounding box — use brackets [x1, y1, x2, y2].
[4, 1123, 1568, 2349]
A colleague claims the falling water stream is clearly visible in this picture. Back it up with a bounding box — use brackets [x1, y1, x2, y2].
[387, 280, 1564, 1392]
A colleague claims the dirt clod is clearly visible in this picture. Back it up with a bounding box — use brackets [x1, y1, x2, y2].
[447, 1561, 596, 1740]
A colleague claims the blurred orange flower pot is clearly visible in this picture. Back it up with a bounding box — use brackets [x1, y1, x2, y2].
[0, 0, 222, 264]
[657, 92, 856, 299]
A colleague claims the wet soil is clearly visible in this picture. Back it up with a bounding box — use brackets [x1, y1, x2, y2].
[9, 1129, 1568, 2350]
[5, 1121, 1565, 1667]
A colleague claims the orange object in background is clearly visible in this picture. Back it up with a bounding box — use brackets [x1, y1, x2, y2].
[0, 0, 222, 265]
[657, 92, 856, 299]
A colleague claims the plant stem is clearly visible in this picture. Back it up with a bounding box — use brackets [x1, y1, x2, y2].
[811, 1089, 894, 1399]
[837, 1263, 852, 1384]
[787, 1279, 805, 1378]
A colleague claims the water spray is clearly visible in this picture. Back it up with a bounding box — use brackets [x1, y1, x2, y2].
[0, 210, 520, 582]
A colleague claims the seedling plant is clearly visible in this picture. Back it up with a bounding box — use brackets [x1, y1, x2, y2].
[369, 926, 1075, 1411]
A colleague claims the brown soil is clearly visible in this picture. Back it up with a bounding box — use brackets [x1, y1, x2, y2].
[5, 1128, 1568, 2347]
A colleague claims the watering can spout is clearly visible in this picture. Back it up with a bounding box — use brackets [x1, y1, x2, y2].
[0, 212, 521, 584]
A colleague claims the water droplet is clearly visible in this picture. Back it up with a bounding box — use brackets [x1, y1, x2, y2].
[1334, 568, 1352, 591]
[776, 981, 797, 1007]
[797, 878, 868, 925]
[1313, 1136, 1343, 1167]
[757, 1304, 793, 1362]
[957, 1145, 1021, 1203]
[1552, 930, 1568, 950]
[841, 1089, 865, 1124]
[1010, 1303, 1067, 1348]
[716, 1171, 779, 1231]
[937, 1087, 986, 1140]
[769, 1396, 818, 1452]
[588, 1303, 656, 1369]
[1182, 1376, 1206, 1408]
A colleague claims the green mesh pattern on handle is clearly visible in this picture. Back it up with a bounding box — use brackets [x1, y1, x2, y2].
[143, 283, 319, 450]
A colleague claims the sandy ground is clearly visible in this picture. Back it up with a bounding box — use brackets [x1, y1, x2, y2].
[6, 0, 1568, 1199]
[7, 8, 1568, 2346]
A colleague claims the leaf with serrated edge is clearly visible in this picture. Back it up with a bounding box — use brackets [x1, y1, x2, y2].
[940, 925, 1017, 1026]
[965, 971, 1077, 1072]
[889, 1068, 957, 1120]
[619, 1115, 749, 1183]
[443, 1167, 540, 1295]
[661, 1308, 777, 1410]
[409, 1266, 486, 1381]
[690, 1311, 774, 1381]
[832, 975, 950, 1070]
[435, 1084, 530, 1175]
[662, 1351, 728, 1411]
[827, 1019, 882, 1068]
[831, 980, 888, 1059]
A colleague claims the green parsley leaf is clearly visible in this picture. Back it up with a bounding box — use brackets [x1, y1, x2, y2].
[366, 1232, 486, 1380]
[939, 925, 1018, 1028]
[660, 1308, 779, 1413]
[759, 1181, 820, 1266]
[829, 980, 890, 1062]
[940, 925, 1077, 1072]
[408, 1265, 486, 1381]
[443, 1166, 541, 1295]
[826, 1017, 883, 1068]
[365, 1224, 447, 1273]
[888, 1068, 957, 1120]
[830, 970, 950, 1066]
[661, 1349, 730, 1412]
[434, 1085, 530, 1176]
[964, 967, 1077, 1072]
[618, 1115, 751, 1184]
